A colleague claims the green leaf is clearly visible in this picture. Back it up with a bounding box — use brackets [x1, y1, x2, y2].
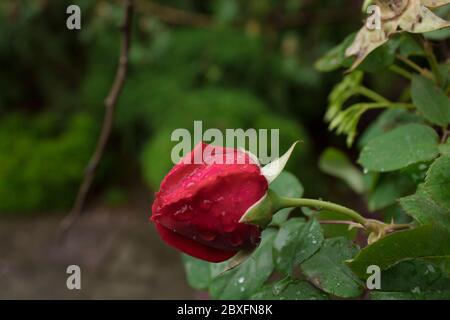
[326, 71, 364, 122]
[358, 108, 424, 148]
[439, 139, 450, 156]
[268, 171, 304, 227]
[411, 75, 450, 127]
[359, 124, 440, 172]
[314, 34, 355, 72]
[397, 34, 425, 57]
[182, 255, 213, 290]
[370, 290, 450, 300]
[319, 148, 365, 194]
[368, 173, 415, 211]
[301, 237, 363, 298]
[251, 278, 328, 300]
[379, 259, 450, 291]
[424, 156, 450, 210]
[370, 259, 450, 300]
[400, 187, 450, 230]
[348, 225, 450, 279]
[209, 228, 276, 300]
[273, 218, 324, 275]
[357, 38, 400, 73]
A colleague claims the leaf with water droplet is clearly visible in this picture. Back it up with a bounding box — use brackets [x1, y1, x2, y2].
[400, 186, 450, 231]
[250, 278, 328, 300]
[359, 124, 440, 172]
[423, 156, 450, 211]
[209, 228, 277, 299]
[348, 225, 450, 279]
[273, 218, 324, 275]
[301, 237, 363, 298]
[369, 259, 450, 300]
[411, 75, 450, 127]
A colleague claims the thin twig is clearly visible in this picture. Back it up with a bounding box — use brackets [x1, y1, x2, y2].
[388, 64, 413, 81]
[318, 220, 365, 229]
[423, 40, 442, 85]
[60, 0, 134, 233]
[395, 54, 433, 80]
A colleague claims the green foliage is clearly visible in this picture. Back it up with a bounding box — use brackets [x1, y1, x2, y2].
[368, 173, 415, 211]
[358, 108, 425, 147]
[209, 228, 277, 300]
[319, 147, 365, 194]
[359, 124, 440, 172]
[251, 278, 328, 300]
[423, 156, 450, 210]
[400, 187, 450, 231]
[182, 254, 214, 290]
[348, 225, 450, 279]
[0, 113, 95, 213]
[370, 259, 450, 300]
[300, 237, 363, 298]
[411, 75, 450, 127]
[273, 218, 323, 275]
[314, 33, 355, 72]
[312, 1, 450, 300]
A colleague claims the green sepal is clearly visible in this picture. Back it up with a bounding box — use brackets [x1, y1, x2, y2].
[240, 190, 282, 227]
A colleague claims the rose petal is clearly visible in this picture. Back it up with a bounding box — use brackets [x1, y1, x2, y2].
[155, 222, 237, 262]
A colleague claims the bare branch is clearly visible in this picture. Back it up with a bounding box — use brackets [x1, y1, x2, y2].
[60, 0, 134, 232]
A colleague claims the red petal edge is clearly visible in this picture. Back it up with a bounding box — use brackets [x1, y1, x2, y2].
[154, 222, 237, 263]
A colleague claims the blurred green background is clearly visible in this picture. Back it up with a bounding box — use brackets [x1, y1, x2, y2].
[0, 0, 370, 214]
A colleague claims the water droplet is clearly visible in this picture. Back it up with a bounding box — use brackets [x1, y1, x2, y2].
[223, 221, 237, 233]
[238, 277, 245, 284]
[411, 286, 421, 294]
[363, 168, 369, 174]
[199, 229, 216, 242]
[200, 200, 212, 210]
[173, 204, 192, 221]
[419, 164, 427, 171]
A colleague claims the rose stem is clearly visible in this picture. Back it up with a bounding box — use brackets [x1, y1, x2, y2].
[277, 197, 368, 226]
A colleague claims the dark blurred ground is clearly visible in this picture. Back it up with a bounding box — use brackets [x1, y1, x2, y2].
[0, 188, 195, 299]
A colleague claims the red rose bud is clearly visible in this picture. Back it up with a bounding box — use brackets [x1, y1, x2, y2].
[151, 143, 269, 262]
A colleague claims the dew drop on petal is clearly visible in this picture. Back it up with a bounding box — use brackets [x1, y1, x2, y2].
[199, 229, 217, 242]
[200, 199, 212, 210]
[173, 204, 192, 221]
